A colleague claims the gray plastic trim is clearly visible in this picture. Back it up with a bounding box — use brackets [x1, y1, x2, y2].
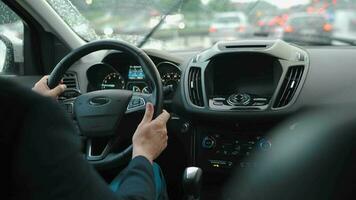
[182, 40, 310, 113]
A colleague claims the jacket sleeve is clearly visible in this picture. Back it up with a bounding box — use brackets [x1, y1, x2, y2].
[114, 156, 156, 200]
[10, 86, 156, 200]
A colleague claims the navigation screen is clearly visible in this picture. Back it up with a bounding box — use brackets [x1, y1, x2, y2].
[128, 65, 145, 80]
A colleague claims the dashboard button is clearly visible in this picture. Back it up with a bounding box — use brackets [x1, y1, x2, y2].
[213, 101, 223, 106]
[258, 139, 272, 151]
[212, 97, 225, 102]
[253, 102, 267, 106]
[202, 136, 215, 149]
[227, 93, 251, 106]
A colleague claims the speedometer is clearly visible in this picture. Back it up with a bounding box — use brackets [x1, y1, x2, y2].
[157, 62, 181, 99]
[101, 72, 125, 90]
[157, 62, 181, 88]
[162, 72, 181, 88]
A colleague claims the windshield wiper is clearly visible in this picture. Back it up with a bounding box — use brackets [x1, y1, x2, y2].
[137, 0, 184, 48]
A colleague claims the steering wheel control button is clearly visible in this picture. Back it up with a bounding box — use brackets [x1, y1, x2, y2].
[227, 93, 251, 106]
[202, 136, 216, 149]
[132, 98, 140, 105]
[127, 97, 146, 110]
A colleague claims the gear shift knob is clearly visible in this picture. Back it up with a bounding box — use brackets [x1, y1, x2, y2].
[182, 167, 203, 199]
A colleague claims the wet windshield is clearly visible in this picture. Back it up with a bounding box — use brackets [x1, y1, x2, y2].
[46, 0, 356, 50]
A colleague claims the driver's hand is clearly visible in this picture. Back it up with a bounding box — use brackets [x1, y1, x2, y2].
[132, 103, 170, 163]
[32, 75, 66, 98]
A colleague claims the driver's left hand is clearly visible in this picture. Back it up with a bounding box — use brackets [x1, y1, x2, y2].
[32, 75, 66, 98]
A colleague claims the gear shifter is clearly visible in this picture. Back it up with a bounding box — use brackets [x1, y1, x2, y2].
[182, 167, 203, 200]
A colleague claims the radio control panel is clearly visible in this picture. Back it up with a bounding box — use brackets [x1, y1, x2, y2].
[196, 131, 271, 171]
[209, 93, 270, 111]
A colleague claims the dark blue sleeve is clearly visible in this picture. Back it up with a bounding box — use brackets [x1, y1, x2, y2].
[115, 156, 156, 200]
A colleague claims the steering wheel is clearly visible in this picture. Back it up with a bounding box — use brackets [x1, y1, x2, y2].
[47, 40, 163, 169]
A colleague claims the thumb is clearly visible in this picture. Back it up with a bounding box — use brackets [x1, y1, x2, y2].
[141, 103, 154, 123]
[155, 110, 170, 124]
[48, 84, 66, 97]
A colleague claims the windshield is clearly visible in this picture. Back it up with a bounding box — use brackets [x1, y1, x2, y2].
[46, 0, 356, 51]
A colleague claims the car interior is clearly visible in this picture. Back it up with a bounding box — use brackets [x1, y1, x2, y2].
[1, 0, 355, 199]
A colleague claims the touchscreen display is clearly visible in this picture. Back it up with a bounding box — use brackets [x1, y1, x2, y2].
[211, 54, 279, 96]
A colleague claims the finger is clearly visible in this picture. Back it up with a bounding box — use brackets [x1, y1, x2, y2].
[161, 131, 167, 138]
[160, 128, 167, 136]
[48, 84, 66, 97]
[37, 75, 49, 85]
[155, 110, 170, 124]
[162, 140, 168, 150]
[141, 103, 154, 123]
[40, 75, 49, 81]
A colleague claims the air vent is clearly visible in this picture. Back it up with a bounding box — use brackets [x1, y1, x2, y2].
[225, 45, 268, 49]
[188, 67, 204, 107]
[273, 65, 304, 108]
[63, 72, 78, 89]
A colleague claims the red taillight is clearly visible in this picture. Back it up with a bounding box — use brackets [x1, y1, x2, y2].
[209, 26, 217, 33]
[236, 26, 246, 32]
[258, 21, 264, 27]
[323, 23, 332, 32]
[268, 21, 275, 26]
[284, 25, 294, 33]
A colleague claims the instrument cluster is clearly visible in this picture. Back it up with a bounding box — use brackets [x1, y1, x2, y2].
[86, 59, 181, 98]
[86, 63, 151, 94]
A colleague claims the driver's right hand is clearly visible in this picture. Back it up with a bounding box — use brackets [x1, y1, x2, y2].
[132, 103, 170, 164]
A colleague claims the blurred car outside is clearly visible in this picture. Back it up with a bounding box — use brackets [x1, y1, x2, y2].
[282, 12, 333, 45]
[255, 14, 287, 38]
[208, 12, 251, 44]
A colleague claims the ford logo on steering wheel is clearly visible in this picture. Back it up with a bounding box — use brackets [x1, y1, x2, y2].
[89, 97, 111, 106]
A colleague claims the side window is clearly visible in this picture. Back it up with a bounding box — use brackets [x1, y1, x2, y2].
[0, 1, 24, 75]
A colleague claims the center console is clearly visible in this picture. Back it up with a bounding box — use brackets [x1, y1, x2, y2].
[193, 123, 274, 199]
[179, 39, 309, 199]
[181, 40, 310, 174]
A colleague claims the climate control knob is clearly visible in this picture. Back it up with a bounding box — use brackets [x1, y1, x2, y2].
[202, 136, 216, 149]
[258, 139, 272, 151]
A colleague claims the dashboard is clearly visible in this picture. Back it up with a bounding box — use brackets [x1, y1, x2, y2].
[80, 40, 346, 179]
[86, 51, 181, 98]
[66, 39, 356, 176]
[55, 39, 356, 199]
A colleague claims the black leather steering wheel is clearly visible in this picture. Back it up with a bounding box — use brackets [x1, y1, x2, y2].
[48, 40, 163, 169]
